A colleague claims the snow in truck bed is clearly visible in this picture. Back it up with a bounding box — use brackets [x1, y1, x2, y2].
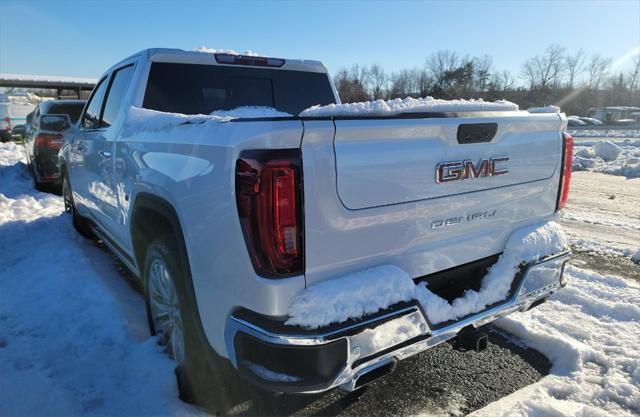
[299, 96, 519, 117]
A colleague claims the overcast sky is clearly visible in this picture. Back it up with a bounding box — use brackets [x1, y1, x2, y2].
[1, 0, 638, 80]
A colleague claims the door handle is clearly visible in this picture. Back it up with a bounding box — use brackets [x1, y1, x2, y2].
[99, 151, 112, 158]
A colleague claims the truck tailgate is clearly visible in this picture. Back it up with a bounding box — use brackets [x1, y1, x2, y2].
[300, 113, 566, 286]
[334, 114, 563, 209]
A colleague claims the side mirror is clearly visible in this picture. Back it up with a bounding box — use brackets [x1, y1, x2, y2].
[40, 114, 71, 132]
[12, 124, 26, 135]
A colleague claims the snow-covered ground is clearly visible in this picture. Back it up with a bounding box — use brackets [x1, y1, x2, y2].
[472, 265, 640, 417]
[569, 129, 640, 138]
[561, 170, 640, 259]
[573, 138, 640, 179]
[1, 138, 639, 417]
[0, 143, 204, 417]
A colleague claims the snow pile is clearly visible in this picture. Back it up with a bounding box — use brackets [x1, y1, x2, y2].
[593, 140, 621, 161]
[300, 97, 519, 117]
[527, 105, 560, 113]
[416, 222, 567, 324]
[0, 143, 203, 416]
[286, 222, 567, 328]
[572, 138, 640, 178]
[473, 266, 640, 417]
[0, 143, 63, 223]
[209, 106, 292, 119]
[285, 265, 415, 328]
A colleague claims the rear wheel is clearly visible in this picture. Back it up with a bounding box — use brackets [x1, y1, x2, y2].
[147, 252, 186, 366]
[143, 236, 244, 414]
[62, 173, 95, 239]
[31, 162, 45, 192]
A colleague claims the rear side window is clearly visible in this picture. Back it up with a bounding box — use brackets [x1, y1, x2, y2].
[46, 103, 85, 123]
[82, 78, 108, 129]
[102, 65, 135, 127]
[143, 63, 335, 116]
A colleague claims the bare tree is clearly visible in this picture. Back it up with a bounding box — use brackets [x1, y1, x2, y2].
[521, 44, 567, 90]
[333, 68, 369, 103]
[425, 50, 459, 81]
[565, 49, 586, 89]
[628, 56, 640, 92]
[473, 55, 493, 93]
[389, 69, 421, 98]
[587, 54, 612, 90]
[369, 64, 387, 99]
[350, 64, 370, 88]
[416, 69, 433, 97]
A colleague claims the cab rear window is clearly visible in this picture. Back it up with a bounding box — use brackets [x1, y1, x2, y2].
[47, 103, 85, 123]
[143, 63, 336, 116]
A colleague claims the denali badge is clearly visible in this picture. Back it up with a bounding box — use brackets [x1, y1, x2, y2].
[436, 157, 509, 183]
[431, 210, 497, 230]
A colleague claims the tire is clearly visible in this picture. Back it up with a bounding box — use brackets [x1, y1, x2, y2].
[62, 173, 95, 239]
[143, 236, 245, 414]
[31, 162, 46, 192]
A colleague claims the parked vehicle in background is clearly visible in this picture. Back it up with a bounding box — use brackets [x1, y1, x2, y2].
[11, 124, 27, 138]
[0, 101, 36, 142]
[577, 117, 602, 125]
[567, 117, 586, 126]
[60, 48, 572, 412]
[24, 99, 85, 190]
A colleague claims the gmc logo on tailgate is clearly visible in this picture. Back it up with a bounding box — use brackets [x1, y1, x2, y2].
[436, 157, 509, 183]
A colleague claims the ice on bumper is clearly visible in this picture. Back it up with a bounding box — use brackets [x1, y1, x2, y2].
[286, 221, 569, 329]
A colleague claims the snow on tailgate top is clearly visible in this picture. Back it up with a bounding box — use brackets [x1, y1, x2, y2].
[299, 96, 519, 117]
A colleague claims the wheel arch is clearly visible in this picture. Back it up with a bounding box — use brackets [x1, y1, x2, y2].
[130, 192, 190, 278]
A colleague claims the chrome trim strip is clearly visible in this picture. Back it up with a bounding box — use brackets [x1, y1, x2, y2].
[225, 251, 571, 393]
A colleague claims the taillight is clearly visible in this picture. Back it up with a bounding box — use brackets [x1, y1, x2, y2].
[235, 149, 304, 277]
[35, 133, 63, 151]
[556, 133, 573, 210]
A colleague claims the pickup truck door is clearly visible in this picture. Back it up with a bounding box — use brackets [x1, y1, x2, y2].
[92, 64, 135, 244]
[74, 65, 135, 239]
[71, 76, 110, 217]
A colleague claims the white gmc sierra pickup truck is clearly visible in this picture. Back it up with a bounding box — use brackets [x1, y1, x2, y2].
[59, 48, 573, 410]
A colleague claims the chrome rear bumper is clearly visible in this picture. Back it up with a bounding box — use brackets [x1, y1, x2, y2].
[225, 251, 570, 393]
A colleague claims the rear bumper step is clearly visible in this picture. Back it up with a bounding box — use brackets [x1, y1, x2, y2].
[224, 251, 570, 393]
